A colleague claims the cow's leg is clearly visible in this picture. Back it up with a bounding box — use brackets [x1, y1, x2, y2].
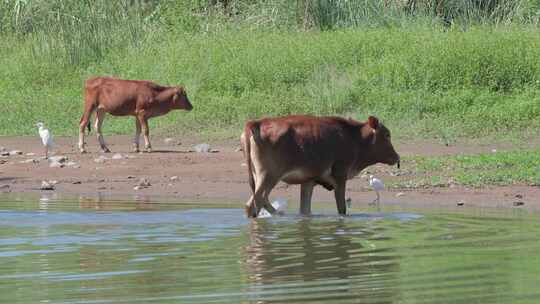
[246, 174, 277, 218]
[261, 179, 278, 215]
[300, 181, 315, 215]
[78, 107, 93, 154]
[138, 116, 152, 153]
[133, 118, 141, 153]
[95, 108, 110, 153]
[78, 122, 87, 153]
[245, 195, 257, 218]
[334, 179, 347, 216]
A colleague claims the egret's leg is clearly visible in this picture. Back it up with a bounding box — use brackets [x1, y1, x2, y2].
[376, 191, 381, 211]
[44, 145, 48, 159]
[370, 193, 378, 206]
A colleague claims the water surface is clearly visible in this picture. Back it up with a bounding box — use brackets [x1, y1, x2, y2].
[1, 194, 539, 303]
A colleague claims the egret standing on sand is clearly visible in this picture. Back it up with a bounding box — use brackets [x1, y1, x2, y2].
[36, 122, 53, 159]
[369, 175, 384, 206]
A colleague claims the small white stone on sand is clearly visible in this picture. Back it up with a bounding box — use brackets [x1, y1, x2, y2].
[112, 153, 124, 160]
[26, 153, 36, 156]
[9, 150, 22, 156]
[49, 161, 64, 168]
[457, 200, 465, 206]
[170, 176, 179, 181]
[20, 159, 37, 164]
[94, 155, 107, 163]
[396, 192, 405, 197]
[164, 138, 174, 145]
[194, 143, 211, 153]
[40, 181, 55, 190]
[49, 156, 67, 163]
[138, 178, 151, 187]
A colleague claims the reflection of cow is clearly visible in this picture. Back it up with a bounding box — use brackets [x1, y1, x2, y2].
[241, 115, 399, 217]
[243, 219, 400, 302]
[78, 194, 158, 211]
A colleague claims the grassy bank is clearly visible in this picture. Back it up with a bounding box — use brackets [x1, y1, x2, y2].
[394, 150, 540, 188]
[1, 25, 539, 141]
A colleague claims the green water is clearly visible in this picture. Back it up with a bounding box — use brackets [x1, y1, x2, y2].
[1, 194, 540, 303]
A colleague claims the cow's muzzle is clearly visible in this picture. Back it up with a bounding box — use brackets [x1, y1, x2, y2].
[390, 155, 400, 169]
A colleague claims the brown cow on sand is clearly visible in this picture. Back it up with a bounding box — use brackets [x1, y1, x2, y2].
[78, 77, 193, 153]
[241, 115, 400, 218]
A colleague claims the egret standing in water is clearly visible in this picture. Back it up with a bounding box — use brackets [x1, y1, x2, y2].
[369, 175, 384, 207]
[36, 122, 53, 159]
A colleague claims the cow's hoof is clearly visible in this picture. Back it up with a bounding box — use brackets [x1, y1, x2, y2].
[80, 149, 87, 154]
[101, 147, 111, 153]
[145, 147, 152, 153]
[245, 205, 257, 218]
[133, 148, 140, 153]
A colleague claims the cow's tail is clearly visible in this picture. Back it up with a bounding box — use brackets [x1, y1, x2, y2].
[80, 79, 99, 135]
[242, 121, 261, 194]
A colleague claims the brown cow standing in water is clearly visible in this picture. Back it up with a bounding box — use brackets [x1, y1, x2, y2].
[78, 77, 193, 153]
[241, 115, 400, 218]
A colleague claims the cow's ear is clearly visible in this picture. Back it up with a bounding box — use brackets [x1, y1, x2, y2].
[368, 116, 379, 130]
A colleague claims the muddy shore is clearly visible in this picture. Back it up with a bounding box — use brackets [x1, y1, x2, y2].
[1, 135, 539, 211]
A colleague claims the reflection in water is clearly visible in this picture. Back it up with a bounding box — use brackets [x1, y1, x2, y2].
[244, 217, 400, 303]
[1, 194, 540, 304]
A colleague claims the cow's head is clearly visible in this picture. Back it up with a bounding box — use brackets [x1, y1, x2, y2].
[365, 116, 400, 168]
[172, 86, 193, 111]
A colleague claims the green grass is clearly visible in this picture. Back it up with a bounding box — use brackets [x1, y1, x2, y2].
[395, 150, 540, 188]
[1, 25, 540, 141]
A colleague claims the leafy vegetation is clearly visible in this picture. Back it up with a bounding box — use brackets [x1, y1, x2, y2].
[0, 0, 539, 141]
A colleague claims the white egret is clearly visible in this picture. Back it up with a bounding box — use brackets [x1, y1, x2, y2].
[369, 175, 384, 207]
[36, 122, 53, 159]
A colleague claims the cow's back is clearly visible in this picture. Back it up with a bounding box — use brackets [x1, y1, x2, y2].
[249, 115, 362, 182]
